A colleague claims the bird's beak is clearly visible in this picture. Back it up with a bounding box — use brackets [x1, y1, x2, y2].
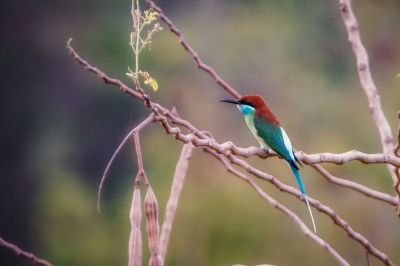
[220, 99, 240, 105]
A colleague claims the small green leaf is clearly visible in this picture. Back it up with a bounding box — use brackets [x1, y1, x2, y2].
[145, 77, 158, 91]
[145, 10, 158, 23]
[396, 73, 400, 80]
[140, 71, 159, 91]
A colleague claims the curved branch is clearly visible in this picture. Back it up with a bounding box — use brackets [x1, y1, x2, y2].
[206, 148, 350, 266]
[296, 150, 400, 167]
[337, 0, 399, 200]
[67, 44, 395, 266]
[0, 236, 53, 266]
[225, 153, 394, 266]
[97, 115, 154, 213]
[66, 41, 400, 167]
[310, 164, 397, 206]
[148, 0, 400, 214]
[394, 112, 400, 214]
[152, 114, 394, 265]
[67, 39, 143, 101]
[67, 44, 397, 208]
[144, 0, 241, 99]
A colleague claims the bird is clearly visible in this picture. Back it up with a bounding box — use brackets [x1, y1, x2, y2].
[221, 94, 317, 233]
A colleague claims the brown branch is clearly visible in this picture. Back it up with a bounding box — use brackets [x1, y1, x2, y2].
[0, 236, 53, 266]
[296, 150, 400, 167]
[337, 0, 399, 201]
[67, 40, 400, 167]
[67, 44, 395, 265]
[366, 251, 372, 266]
[67, 39, 143, 101]
[144, 0, 241, 99]
[160, 143, 194, 263]
[127, 116, 159, 266]
[145, 112, 394, 265]
[97, 115, 154, 213]
[224, 145, 400, 167]
[311, 164, 398, 206]
[224, 153, 394, 265]
[132, 121, 151, 188]
[146, 0, 400, 213]
[395, 112, 400, 214]
[160, 112, 399, 212]
[395, 112, 400, 157]
[205, 148, 350, 266]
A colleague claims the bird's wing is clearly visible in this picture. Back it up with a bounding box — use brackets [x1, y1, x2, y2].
[253, 116, 295, 164]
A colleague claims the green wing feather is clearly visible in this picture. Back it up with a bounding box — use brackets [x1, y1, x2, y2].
[254, 115, 317, 232]
[253, 115, 293, 162]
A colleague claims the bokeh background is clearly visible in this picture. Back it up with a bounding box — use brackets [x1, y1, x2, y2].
[1, 0, 400, 265]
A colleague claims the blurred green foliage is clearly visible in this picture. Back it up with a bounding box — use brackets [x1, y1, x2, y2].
[1, 0, 400, 265]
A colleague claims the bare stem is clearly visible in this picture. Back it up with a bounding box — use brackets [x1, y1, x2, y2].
[311, 164, 397, 206]
[0, 236, 53, 266]
[337, 0, 399, 205]
[97, 115, 154, 213]
[67, 41, 395, 266]
[144, 0, 241, 99]
[134, 0, 140, 76]
[394, 112, 400, 214]
[205, 148, 350, 266]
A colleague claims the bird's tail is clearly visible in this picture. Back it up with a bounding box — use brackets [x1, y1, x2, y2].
[289, 163, 317, 233]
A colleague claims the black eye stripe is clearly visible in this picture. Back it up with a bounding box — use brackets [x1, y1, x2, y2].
[239, 100, 254, 107]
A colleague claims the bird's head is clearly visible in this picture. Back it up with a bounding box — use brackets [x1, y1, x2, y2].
[220, 95, 267, 116]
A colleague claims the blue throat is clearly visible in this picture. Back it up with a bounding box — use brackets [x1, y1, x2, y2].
[239, 104, 255, 115]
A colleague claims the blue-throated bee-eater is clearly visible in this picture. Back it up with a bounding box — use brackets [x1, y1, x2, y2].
[221, 94, 316, 233]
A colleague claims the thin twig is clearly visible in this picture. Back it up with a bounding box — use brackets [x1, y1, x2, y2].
[395, 112, 400, 157]
[311, 164, 397, 206]
[394, 111, 400, 214]
[205, 148, 350, 266]
[160, 143, 194, 263]
[67, 42, 395, 265]
[296, 150, 400, 167]
[366, 250, 372, 266]
[337, 0, 399, 202]
[67, 39, 143, 101]
[151, 114, 394, 265]
[133, 130, 150, 187]
[146, 0, 400, 214]
[97, 115, 154, 213]
[225, 153, 394, 266]
[144, 0, 241, 99]
[66, 41, 400, 166]
[0, 236, 53, 266]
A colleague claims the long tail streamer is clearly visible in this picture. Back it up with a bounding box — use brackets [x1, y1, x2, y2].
[290, 164, 317, 233]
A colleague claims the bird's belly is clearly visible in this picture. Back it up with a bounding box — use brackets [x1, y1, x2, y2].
[244, 114, 269, 148]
